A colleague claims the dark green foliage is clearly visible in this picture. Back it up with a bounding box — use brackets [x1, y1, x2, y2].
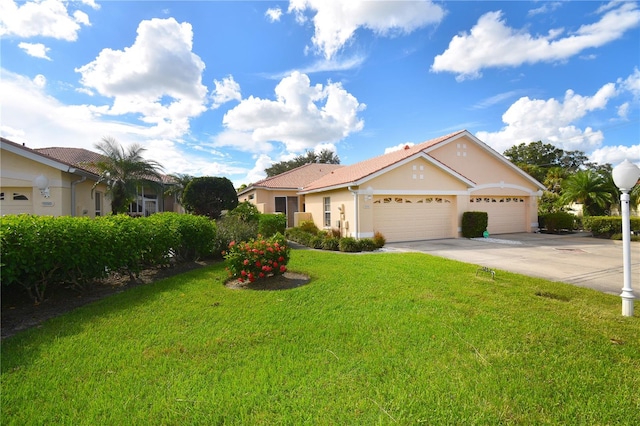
[560, 170, 613, 216]
[322, 237, 340, 251]
[228, 201, 260, 223]
[582, 216, 640, 238]
[462, 211, 488, 238]
[0, 213, 217, 302]
[258, 214, 287, 237]
[539, 212, 576, 233]
[339, 237, 360, 252]
[265, 149, 340, 177]
[213, 215, 259, 257]
[182, 176, 238, 219]
[358, 238, 378, 252]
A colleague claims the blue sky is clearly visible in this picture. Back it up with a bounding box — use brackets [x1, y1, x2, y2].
[1, 0, 639, 186]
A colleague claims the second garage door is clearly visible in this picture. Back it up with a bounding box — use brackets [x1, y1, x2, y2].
[469, 196, 527, 234]
[373, 196, 455, 242]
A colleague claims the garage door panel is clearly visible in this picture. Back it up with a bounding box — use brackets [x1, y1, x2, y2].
[469, 196, 527, 234]
[373, 196, 454, 242]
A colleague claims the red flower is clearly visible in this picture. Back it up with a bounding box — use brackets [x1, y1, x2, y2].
[243, 259, 249, 265]
[259, 272, 265, 278]
[241, 270, 247, 277]
[278, 256, 284, 262]
[280, 265, 287, 273]
[229, 241, 236, 247]
[273, 262, 278, 268]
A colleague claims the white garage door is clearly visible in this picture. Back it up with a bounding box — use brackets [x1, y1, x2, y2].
[373, 196, 454, 242]
[469, 196, 527, 235]
[0, 189, 33, 215]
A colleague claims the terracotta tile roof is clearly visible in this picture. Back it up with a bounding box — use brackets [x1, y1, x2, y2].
[239, 163, 344, 195]
[35, 147, 104, 175]
[1, 138, 173, 184]
[301, 130, 467, 192]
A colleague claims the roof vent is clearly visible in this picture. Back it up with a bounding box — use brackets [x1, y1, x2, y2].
[404, 145, 410, 150]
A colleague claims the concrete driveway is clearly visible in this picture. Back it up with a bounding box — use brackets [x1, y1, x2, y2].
[384, 232, 640, 296]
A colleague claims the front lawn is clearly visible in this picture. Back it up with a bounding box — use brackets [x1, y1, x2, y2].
[2, 250, 638, 424]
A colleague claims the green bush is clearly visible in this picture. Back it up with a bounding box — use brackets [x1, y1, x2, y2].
[258, 214, 287, 237]
[321, 237, 340, 251]
[583, 216, 640, 237]
[358, 238, 378, 252]
[461, 211, 488, 238]
[214, 215, 259, 257]
[227, 201, 260, 223]
[339, 237, 360, 252]
[539, 212, 576, 233]
[224, 234, 291, 283]
[309, 235, 325, 249]
[298, 221, 320, 235]
[0, 213, 219, 303]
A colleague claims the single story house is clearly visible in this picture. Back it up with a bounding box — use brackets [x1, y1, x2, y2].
[238, 163, 343, 227]
[1, 137, 181, 217]
[242, 130, 545, 242]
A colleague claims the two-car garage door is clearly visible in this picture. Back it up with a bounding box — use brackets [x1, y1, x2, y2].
[373, 196, 454, 242]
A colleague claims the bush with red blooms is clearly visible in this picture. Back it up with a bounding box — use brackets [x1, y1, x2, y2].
[224, 233, 290, 283]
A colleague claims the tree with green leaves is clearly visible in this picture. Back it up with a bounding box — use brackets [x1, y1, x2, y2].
[182, 176, 238, 219]
[503, 141, 589, 183]
[560, 170, 613, 216]
[93, 137, 164, 214]
[265, 149, 340, 177]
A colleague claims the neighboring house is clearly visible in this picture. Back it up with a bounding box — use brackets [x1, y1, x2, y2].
[238, 163, 343, 227]
[241, 130, 546, 242]
[1, 137, 181, 217]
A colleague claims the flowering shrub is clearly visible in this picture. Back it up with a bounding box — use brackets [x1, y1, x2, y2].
[224, 233, 290, 283]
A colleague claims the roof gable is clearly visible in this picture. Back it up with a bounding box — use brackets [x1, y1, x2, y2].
[239, 163, 344, 195]
[300, 130, 467, 192]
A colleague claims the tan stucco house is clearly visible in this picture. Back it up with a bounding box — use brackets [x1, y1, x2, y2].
[238, 163, 343, 227]
[1, 137, 181, 217]
[242, 130, 545, 242]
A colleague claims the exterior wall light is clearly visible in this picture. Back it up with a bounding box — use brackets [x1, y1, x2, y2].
[34, 174, 50, 198]
[612, 159, 640, 317]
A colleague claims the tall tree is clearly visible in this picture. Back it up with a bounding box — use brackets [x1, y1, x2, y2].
[182, 176, 238, 219]
[560, 170, 613, 216]
[503, 141, 589, 183]
[93, 137, 164, 214]
[265, 149, 340, 177]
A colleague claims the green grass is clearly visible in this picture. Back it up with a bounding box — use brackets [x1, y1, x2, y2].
[2, 250, 639, 425]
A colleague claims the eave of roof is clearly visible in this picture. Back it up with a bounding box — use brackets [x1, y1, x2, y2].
[238, 163, 344, 196]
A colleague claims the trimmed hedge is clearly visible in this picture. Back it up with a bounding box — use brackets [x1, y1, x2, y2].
[539, 212, 577, 233]
[462, 211, 488, 238]
[582, 216, 640, 237]
[1, 213, 217, 302]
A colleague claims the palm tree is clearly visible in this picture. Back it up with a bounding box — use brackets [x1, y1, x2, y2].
[93, 137, 164, 214]
[164, 173, 193, 205]
[560, 169, 613, 216]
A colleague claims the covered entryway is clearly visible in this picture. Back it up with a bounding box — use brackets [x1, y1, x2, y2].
[373, 195, 455, 242]
[469, 196, 528, 234]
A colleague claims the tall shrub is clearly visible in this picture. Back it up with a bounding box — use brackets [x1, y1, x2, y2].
[258, 214, 287, 237]
[462, 211, 488, 238]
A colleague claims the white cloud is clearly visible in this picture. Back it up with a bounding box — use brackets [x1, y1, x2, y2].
[211, 75, 242, 109]
[265, 7, 282, 22]
[617, 102, 630, 119]
[590, 144, 640, 166]
[18, 42, 52, 60]
[528, 2, 563, 17]
[619, 67, 640, 98]
[80, 0, 100, 10]
[220, 71, 365, 153]
[477, 82, 618, 155]
[243, 154, 274, 185]
[0, 68, 247, 179]
[0, 0, 92, 41]
[75, 18, 208, 139]
[385, 142, 415, 154]
[288, 0, 446, 59]
[32, 74, 46, 88]
[432, 2, 640, 80]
